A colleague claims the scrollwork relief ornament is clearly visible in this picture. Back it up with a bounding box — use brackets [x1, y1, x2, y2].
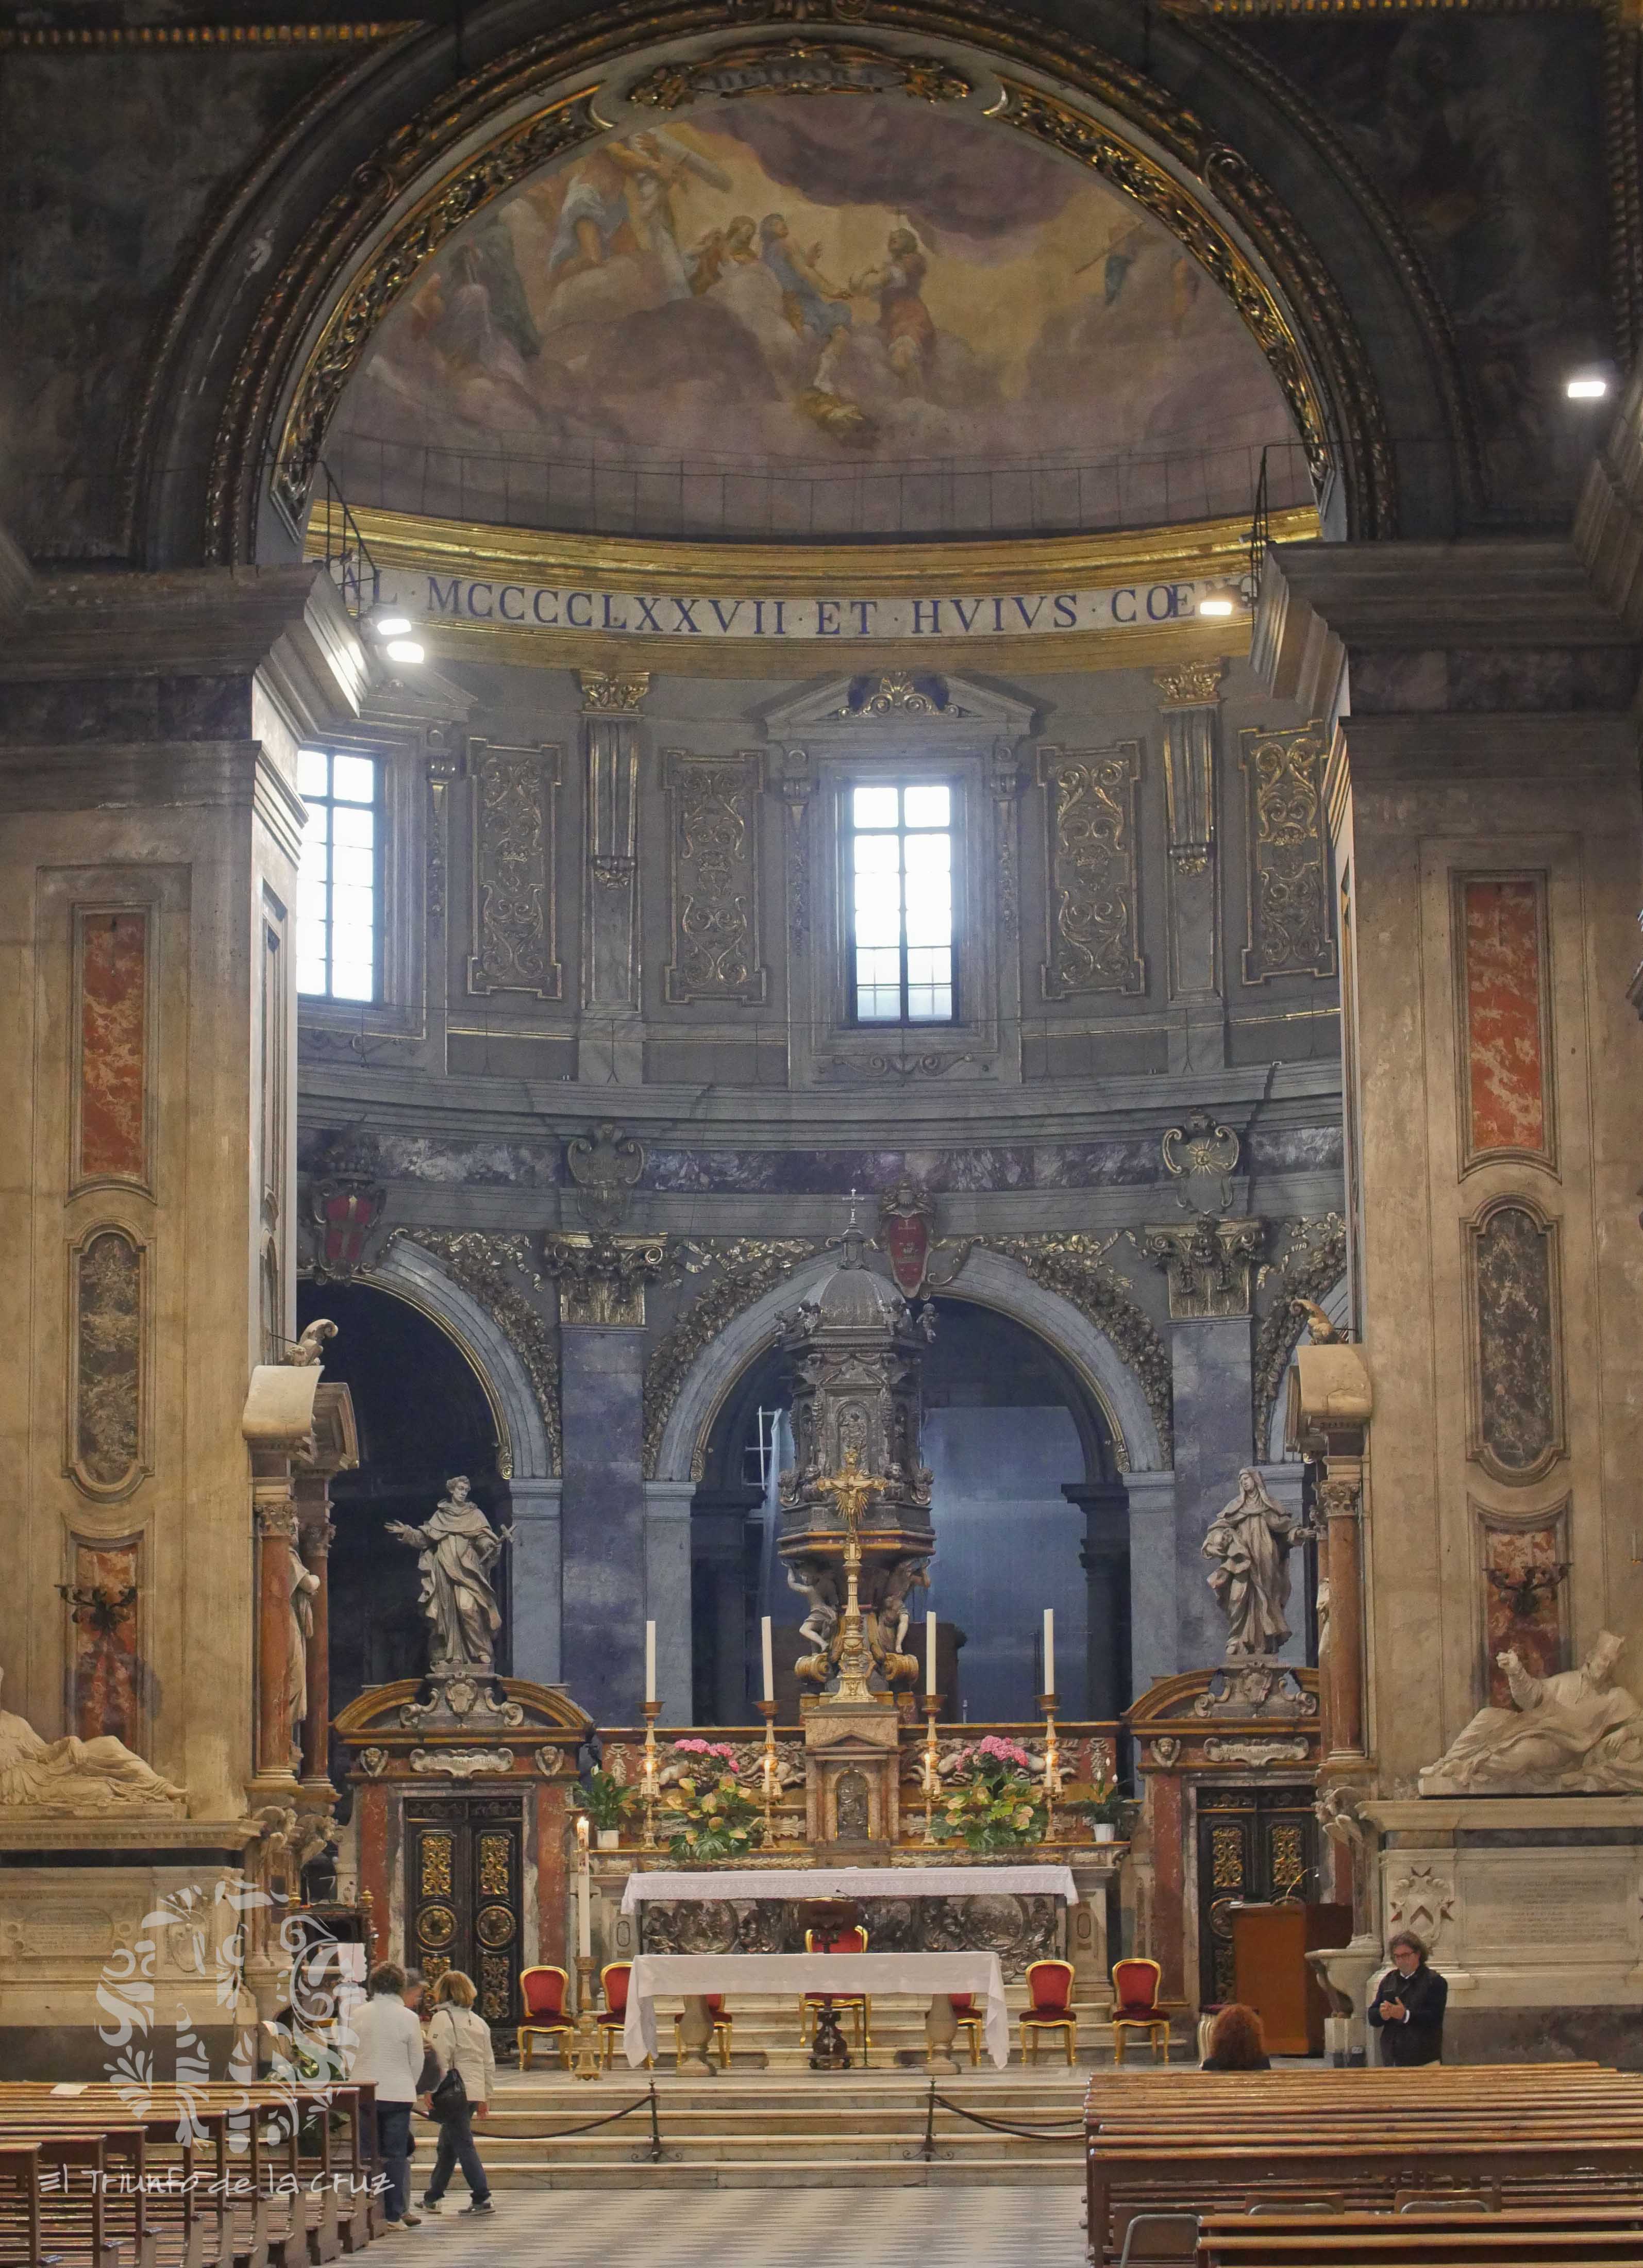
[1143, 1216, 1264, 1322]
[566, 1123, 644, 1234]
[1193, 1663, 1317, 1719]
[663, 750, 766, 1005]
[1037, 743, 1144, 998]
[408, 1749, 514, 1780]
[1201, 1736, 1310, 1767]
[1239, 721, 1335, 985]
[467, 742, 561, 999]
[543, 1231, 689, 1328]
[1386, 1861, 1456, 1953]
[1161, 1109, 1240, 1218]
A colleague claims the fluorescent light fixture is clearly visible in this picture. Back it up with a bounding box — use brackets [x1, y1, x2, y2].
[1197, 596, 1236, 619]
[385, 639, 425, 664]
[373, 612, 413, 637]
[1566, 374, 1610, 400]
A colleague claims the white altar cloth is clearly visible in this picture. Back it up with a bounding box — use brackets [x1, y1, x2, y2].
[622, 1951, 1011, 2069]
[619, 1864, 1079, 1912]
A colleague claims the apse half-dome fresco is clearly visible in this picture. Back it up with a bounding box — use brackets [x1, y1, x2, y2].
[329, 99, 1310, 540]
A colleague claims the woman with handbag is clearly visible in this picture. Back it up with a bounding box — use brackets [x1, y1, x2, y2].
[420, 1971, 496, 2217]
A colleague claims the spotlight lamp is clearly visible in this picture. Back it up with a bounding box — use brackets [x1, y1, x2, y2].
[385, 639, 426, 665]
[1566, 373, 1610, 401]
[1197, 594, 1236, 620]
[373, 612, 414, 637]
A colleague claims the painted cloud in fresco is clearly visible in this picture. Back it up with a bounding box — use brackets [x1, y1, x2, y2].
[330, 101, 1304, 538]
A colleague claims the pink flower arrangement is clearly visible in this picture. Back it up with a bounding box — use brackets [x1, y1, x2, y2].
[675, 1738, 742, 1771]
[950, 1735, 1035, 1774]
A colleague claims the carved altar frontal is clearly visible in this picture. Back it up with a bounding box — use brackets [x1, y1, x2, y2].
[636, 1891, 1063, 1979]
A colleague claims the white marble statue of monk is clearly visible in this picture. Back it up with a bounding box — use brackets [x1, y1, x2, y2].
[1419, 1631, 1643, 1794]
[387, 1476, 512, 1674]
[0, 1665, 186, 1815]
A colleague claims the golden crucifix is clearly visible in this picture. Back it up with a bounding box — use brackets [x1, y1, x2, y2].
[810, 1449, 887, 1706]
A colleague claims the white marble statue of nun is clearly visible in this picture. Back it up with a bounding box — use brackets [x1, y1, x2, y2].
[1202, 1468, 1313, 1660]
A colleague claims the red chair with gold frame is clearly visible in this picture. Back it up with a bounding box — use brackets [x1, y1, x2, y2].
[597, 1961, 655, 2073]
[516, 1965, 574, 2071]
[799, 1924, 871, 2051]
[1109, 1956, 1169, 2065]
[1020, 1959, 1078, 2066]
[672, 1991, 733, 2072]
[948, 1992, 984, 2067]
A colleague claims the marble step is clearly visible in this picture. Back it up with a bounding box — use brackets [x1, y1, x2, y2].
[472, 2155, 1080, 2189]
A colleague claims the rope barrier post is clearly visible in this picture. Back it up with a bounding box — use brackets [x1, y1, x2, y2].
[918, 2076, 936, 2163]
[645, 2080, 664, 2165]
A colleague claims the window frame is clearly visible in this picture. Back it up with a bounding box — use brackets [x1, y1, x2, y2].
[290, 725, 429, 1043]
[844, 775, 960, 1029]
[296, 746, 385, 1007]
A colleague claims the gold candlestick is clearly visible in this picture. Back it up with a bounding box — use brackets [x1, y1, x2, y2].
[1038, 1691, 1061, 1844]
[571, 1952, 602, 2081]
[757, 1697, 780, 1845]
[921, 1694, 943, 1844]
[640, 1699, 661, 1850]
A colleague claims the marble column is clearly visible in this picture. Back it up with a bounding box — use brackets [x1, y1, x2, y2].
[1066, 1481, 1129, 1721]
[577, 671, 648, 1085]
[1155, 660, 1227, 1075]
[559, 1323, 647, 1725]
[691, 1488, 761, 1724]
[1122, 1469, 1179, 1704]
[251, 1490, 300, 1794]
[508, 1479, 563, 1687]
[644, 1481, 697, 1724]
[291, 1378, 358, 1796]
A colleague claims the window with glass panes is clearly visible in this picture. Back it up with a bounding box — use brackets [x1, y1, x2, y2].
[296, 749, 379, 1002]
[848, 780, 954, 1023]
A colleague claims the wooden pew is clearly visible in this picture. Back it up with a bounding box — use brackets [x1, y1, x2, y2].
[1198, 2205, 1643, 2266]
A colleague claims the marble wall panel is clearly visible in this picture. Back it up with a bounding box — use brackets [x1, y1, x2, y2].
[74, 908, 148, 1188]
[69, 1227, 145, 1498]
[662, 749, 766, 1005]
[1036, 744, 1145, 998]
[1469, 1200, 1562, 1482]
[1478, 1502, 1569, 1706]
[467, 743, 562, 999]
[1239, 722, 1335, 984]
[1456, 874, 1552, 1166]
[66, 1537, 142, 1743]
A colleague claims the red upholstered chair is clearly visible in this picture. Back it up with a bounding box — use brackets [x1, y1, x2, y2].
[949, 1993, 984, 2068]
[1110, 1956, 1169, 2065]
[673, 1990, 733, 2072]
[800, 1925, 871, 2052]
[598, 1961, 655, 2073]
[517, 1965, 574, 2072]
[1020, 1959, 1078, 2066]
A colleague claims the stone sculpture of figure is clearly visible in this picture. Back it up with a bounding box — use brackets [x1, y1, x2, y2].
[785, 1559, 840, 1653]
[0, 1665, 186, 1815]
[1419, 1630, 1643, 1794]
[386, 1477, 513, 1675]
[875, 1555, 930, 1658]
[288, 1545, 320, 1733]
[1203, 1468, 1315, 1660]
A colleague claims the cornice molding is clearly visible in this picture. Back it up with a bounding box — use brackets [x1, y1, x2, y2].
[0, 21, 414, 46]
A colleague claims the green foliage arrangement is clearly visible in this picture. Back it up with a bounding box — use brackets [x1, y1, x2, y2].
[940, 1736, 1049, 1852]
[662, 1742, 766, 1860]
[574, 1769, 636, 1835]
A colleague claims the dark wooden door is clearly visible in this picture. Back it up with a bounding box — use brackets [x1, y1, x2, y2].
[405, 1793, 525, 2034]
[1195, 1783, 1319, 2008]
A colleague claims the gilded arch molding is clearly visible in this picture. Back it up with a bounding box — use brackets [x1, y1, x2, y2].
[206, 0, 1398, 562]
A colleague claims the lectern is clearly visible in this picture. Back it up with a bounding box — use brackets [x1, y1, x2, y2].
[1231, 1900, 1353, 2056]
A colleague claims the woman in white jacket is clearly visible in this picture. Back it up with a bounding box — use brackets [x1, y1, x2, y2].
[421, 1971, 496, 2216]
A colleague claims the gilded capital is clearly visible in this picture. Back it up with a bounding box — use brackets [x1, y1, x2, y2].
[1153, 659, 1225, 708]
[578, 671, 651, 714]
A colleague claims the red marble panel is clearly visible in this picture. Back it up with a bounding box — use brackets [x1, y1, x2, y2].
[69, 1540, 141, 1743]
[1149, 1774, 1185, 1999]
[536, 1781, 570, 1967]
[78, 910, 148, 1183]
[1484, 1518, 1567, 1705]
[357, 1785, 391, 1966]
[1462, 878, 1548, 1159]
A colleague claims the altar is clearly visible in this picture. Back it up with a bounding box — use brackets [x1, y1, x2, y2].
[621, 1950, 1011, 2072]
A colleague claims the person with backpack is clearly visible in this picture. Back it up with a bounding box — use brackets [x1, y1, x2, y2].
[420, 1970, 496, 2216]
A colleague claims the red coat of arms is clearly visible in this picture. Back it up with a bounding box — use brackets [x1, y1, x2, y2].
[878, 1180, 937, 1297]
[310, 1176, 385, 1280]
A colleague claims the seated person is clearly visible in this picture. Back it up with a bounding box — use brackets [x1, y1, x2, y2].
[1200, 2002, 1270, 2070]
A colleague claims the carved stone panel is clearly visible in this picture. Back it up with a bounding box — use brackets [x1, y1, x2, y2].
[69, 1226, 146, 1499]
[1238, 722, 1335, 984]
[73, 906, 150, 1191]
[63, 1536, 143, 1745]
[662, 749, 767, 1005]
[1454, 873, 1554, 1171]
[1467, 1199, 1563, 1484]
[467, 742, 563, 998]
[1036, 743, 1144, 998]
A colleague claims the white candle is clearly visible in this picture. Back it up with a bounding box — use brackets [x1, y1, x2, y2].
[1043, 1608, 1055, 1700]
[645, 1620, 656, 1707]
[577, 1860, 591, 1960]
[761, 1615, 774, 1704]
[926, 1611, 937, 1697]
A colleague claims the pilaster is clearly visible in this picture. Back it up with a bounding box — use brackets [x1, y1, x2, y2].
[577, 670, 648, 1085]
[1155, 660, 1226, 1074]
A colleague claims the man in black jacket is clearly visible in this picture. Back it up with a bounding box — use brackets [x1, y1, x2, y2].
[1367, 1931, 1448, 2066]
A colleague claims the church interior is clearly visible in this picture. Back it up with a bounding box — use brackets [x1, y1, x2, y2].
[4, 0, 1643, 2260]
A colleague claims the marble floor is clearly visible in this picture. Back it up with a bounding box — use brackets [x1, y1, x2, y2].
[374, 2186, 1086, 2263]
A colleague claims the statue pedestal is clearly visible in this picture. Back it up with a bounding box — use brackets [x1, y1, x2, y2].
[1367, 1797, 1643, 2064]
[0, 1820, 263, 2079]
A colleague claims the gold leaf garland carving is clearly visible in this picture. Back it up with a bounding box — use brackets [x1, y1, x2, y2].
[642, 1239, 825, 1479]
[1037, 742, 1145, 998]
[1239, 720, 1335, 984]
[467, 742, 563, 999]
[387, 1228, 561, 1473]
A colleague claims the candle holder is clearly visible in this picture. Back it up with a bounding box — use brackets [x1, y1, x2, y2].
[571, 1950, 602, 2081]
[1037, 1691, 1061, 1843]
[640, 1699, 661, 1851]
[921, 1695, 943, 1845]
[756, 1697, 781, 1846]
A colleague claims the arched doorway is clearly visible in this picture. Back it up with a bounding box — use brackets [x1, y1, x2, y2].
[295, 1280, 509, 1758]
[688, 1293, 1125, 1726]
